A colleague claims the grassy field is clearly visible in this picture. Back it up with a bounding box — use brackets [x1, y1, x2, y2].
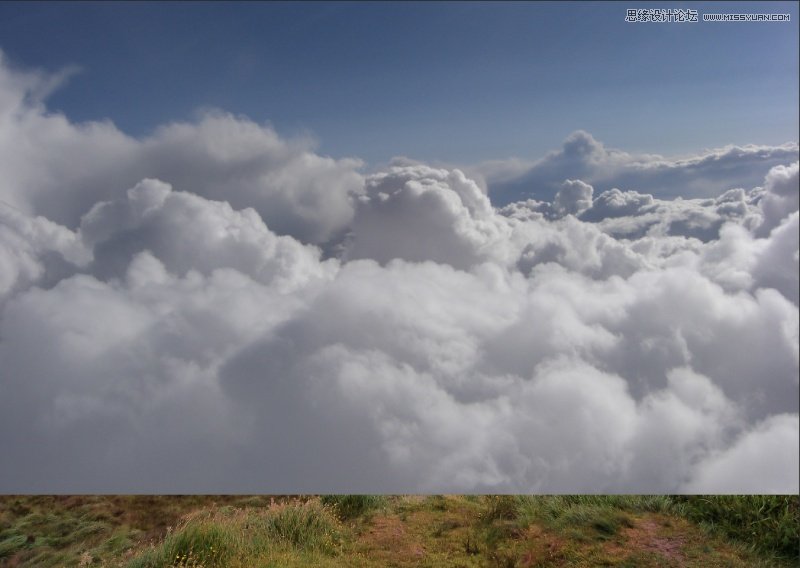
[0, 495, 797, 567]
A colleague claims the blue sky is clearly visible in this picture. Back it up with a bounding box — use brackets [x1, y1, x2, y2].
[0, 1, 797, 164]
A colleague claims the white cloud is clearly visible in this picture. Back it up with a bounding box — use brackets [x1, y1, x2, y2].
[344, 165, 512, 270]
[682, 414, 800, 494]
[475, 130, 798, 204]
[0, 54, 797, 493]
[756, 161, 799, 236]
[0, 50, 364, 245]
[552, 179, 594, 218]
[0, 201, 89, 305]
[79, 178, 337, 291]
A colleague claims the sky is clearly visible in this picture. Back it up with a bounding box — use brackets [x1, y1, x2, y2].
[0, 2, 798, 493]
[0, 1, 797, 165]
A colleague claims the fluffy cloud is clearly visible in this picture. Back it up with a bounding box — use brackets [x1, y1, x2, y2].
[344, 165, 511, 269]
[79, 178, 337, 291]
[0, 201, 89, 305]
[577, 186, 760, 240]
[682, 414, 799, 494]
[552, 179, 594, 218]
[0, 54, 797, 493]
[475, 130, 798, 205]
[0, 50, 364, 245]
[756, 161, 799, 236]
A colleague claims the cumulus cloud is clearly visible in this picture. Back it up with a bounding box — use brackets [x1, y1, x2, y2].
[552, 179, 594, 218]
[0, 54, 797, 493]
[579, 185, 764, 241]
[0, 50, 364, 245]
[79, 178, 337, 290]
[475, 130, 798, 204]
[0, 201, 89, 305]
[344, 165, 511, 270]
[682, 414, 800, 494]
[756, 161, 799, 236]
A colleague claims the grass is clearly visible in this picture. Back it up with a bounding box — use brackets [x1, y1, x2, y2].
[0, 496, 279, 567]
[320, 495, 386, 521]
[515, 495, 672, 534]
[0, 495, 797, 567]
[671, 495, 800, 561]
[125, 499, 343, 568]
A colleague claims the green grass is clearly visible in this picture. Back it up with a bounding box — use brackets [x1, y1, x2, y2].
[258, 500, 342, 551]
[514, 495, 672, 539]
[0, 534, 27, 558]
[672, 495, 800, 561]
[0, 496, 279, 567]
[0, 495, 797, 567]
[125, 499, 343, 568]
[320, 495, 386, 520]
[128, 520, 237, 568]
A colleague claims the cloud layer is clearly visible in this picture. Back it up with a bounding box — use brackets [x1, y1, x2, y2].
[474, 130, 798, 205]
[0, 51, 364, 245]
[0, 54, 797, 493]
